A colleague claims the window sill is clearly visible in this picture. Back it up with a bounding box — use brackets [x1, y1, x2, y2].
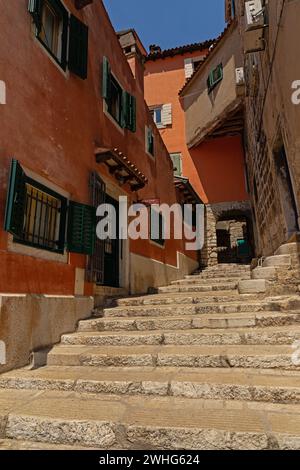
[34, 36, 69, 78]
[149, 239, 165, 250]
[146, 150, 155, 159]
[8, 235, 68, 264]
[103, 101, 125, 135]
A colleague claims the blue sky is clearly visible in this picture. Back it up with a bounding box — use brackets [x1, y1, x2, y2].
[103, 0, 226, 52]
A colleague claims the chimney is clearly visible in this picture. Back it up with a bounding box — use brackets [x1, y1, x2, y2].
[149, 44, 162, 55]
[117, 30, 146, 94]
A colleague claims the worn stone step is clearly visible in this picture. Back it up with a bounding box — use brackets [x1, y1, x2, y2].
[0, 389, 300, 449]
[106, 291, 249, 308]
[61, 326, 300, 347]
[251, 267, 277, 280]
[275, 243, 300, 256]
[0, 438, 93, 450]
[106, 293, 260, 309]
[78, 311, 300, 332]
[2, 366, 300, 406]
[156, 283, 238, 293]
[263, 255, 291, 268]
[199, 264, 250, 271]
[171, 278, 243, 286]
[47, 344, 300, 370]
[103, 296, 300, 318]
[186, 272, 251, 280]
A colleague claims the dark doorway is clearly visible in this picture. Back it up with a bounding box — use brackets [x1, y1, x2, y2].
[274, 145, 299, 238]
[216, 217, 252, 264]
[87, 173, 120, 288]
[87, 172, 106, 285]
[103, 194, 120, 287]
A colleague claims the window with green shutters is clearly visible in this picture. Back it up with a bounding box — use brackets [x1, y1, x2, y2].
[145, 126, 155, 156]
[170, 153, 182, 176]
[102, 57, 136, 132]
[4, 160, 67, 253]
[207, 63, 223, 93]
[67, 202, 96, 255]
[4, 159, 96, 256]
[28, 0, 89, 79]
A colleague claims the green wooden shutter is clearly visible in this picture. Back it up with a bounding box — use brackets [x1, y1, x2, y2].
[102, 56, 111, 100]
[122, 92, 136, 132]
[121, 90, 129, 129]
[67, 201, 96, 255]
[4, 160, 26, 238]
[129, 95, 136, 132]
[68, 15, 89, 80]
[28, 0, 42, 32]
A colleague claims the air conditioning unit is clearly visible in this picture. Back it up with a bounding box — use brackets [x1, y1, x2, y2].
[244, 28, 265, 53]
[245, 0, 265, 31]
[235, 67, 245, 86]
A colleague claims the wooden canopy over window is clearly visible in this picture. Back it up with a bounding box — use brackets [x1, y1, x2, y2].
[174, 176, 203, 205]
[95, 147, 148, 191]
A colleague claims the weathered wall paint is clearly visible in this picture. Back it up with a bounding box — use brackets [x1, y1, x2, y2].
[0, 0, 196, 295]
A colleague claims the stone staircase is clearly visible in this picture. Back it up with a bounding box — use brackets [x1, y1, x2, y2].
[1, 263, 300, 449]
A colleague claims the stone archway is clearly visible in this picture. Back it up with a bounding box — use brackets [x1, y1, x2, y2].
[201, 201, 254, 267]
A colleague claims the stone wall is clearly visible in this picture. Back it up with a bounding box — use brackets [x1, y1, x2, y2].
[0, 295, 93, 373]
[236, 0, 300, 256]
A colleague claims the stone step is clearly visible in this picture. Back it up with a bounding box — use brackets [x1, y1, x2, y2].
[78, 311, 300, 332]
[103, 296, 300, 318]
[275, 243, 300, 256]
[198, 264, 250, 271]
[0, 438, 93, 450]
[61, 325, 300, 347]
[2, 366, 300, 405]
[263, 255, 291, 268]
[106, 292, 256, 308]
[251, 267, 277, 280]
[0, 389, 300, 449]
[238, 279, 268, 294]
[47, 344, 300, 370]
[186, 272, 251, 280]
[156, 282, 238, 293]
[171, 277, 245, 285]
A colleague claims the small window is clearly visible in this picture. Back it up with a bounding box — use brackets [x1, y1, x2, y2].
[40, 2, 63, 61]
[170, 153, 182, 176]
[146, 126, 155, 156]
[207, 63, 223, 93]
[28, 1, 89, 78]
[150, 209, 165, 247]
[108, 75, 123, 126]
[150, 106, 163, 126]
[18, 181, 66, 252]
[36, 0, 68, 69]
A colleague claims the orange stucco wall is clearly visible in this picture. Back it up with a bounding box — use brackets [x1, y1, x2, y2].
[144, 54, 249, 204]
[0, 0, 196, 295]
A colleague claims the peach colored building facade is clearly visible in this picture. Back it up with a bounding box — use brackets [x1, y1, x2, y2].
[0, 0, 198, 372]
[144, 30, 251, 266]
